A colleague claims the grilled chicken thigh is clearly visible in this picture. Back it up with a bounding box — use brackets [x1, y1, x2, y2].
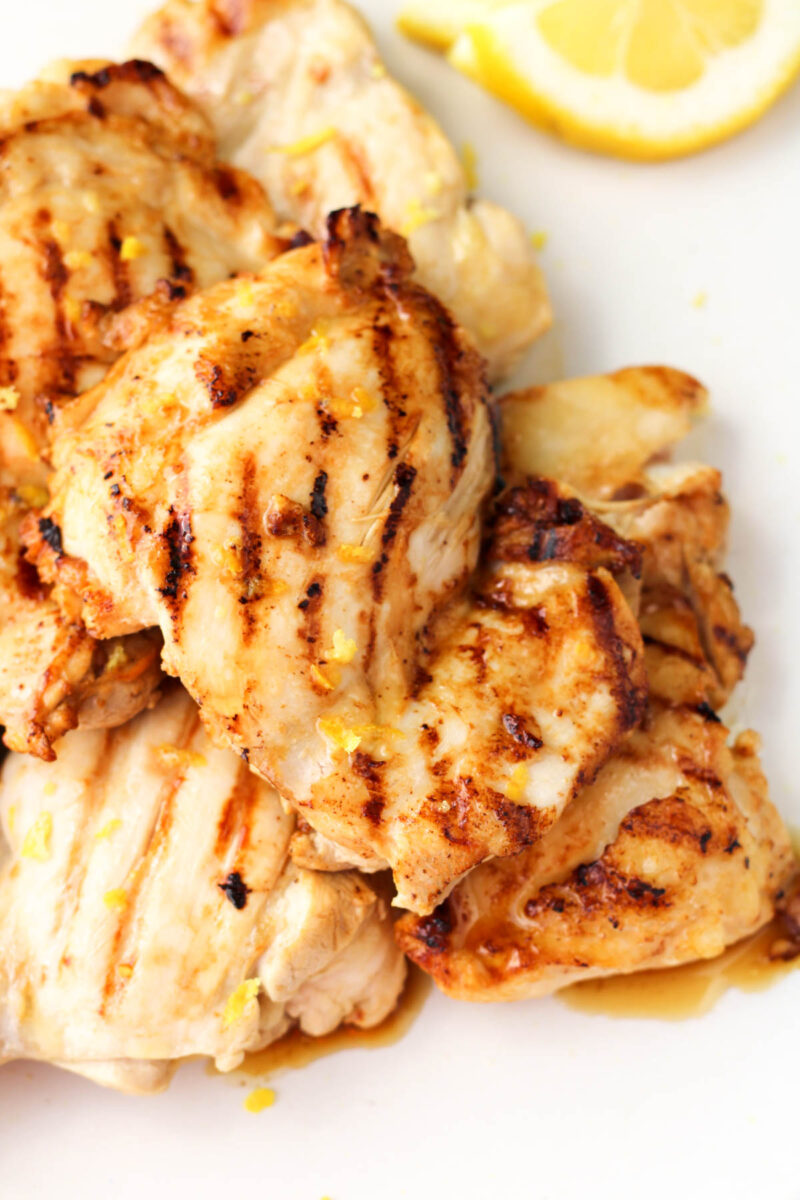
[31, 212, 645, 913]
[130, 0, 551, 379]
[398, 703, 793, 1000]
[398, 369, 790, 995]
[0, 59, 286, 758]
[0, 686, 405, 1093]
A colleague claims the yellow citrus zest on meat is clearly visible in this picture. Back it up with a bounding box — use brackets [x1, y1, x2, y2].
[328, 387, 378, 420]
[64, 249, 93, 270]
[7, 805, 17, 836]
[329, 629, 357, 664]
[52, 219, 71, 243]
[371, 61, 387, 79]
[289, 177, 310, 196]
[297, 324, 331, 355]
[95, 818, 122, 841]
[310, 663, 339, 692]
[272, 298, 298, 319]
[104, 643, 128, 674]
[21, 812, 53, 862]
[63, 295, 82, 326]
[243, 1086, 276, 1113]
[506, 764, 529, 802]
[338, 542, 372, 564]
[400, 197, 441, 236]
[16, 484, 49, 509]
[317, 716, 362, 754]
[0, 386, 20, 412]
[318, 716, 401, 755]
[530, 230, 549, 250]
[213, 544, 241, 579]
[117, 963, 134, 978]
[119, 236, 145, 262]
[103, 887, 128, 910]
[274, 126, 338, 156]
[43, 781, 57, 797]
[235, 279, 255, 309]
[155, 744, 208, 772]
[461, 140, 479, 189]
[235, 88, 254, 105]
[223, 978, 261, 1029]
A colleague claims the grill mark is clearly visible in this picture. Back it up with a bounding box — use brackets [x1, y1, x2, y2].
[53, 729, 112, 938]
[643, 634, 706, 666]
[107, 219, 132, 310]
[586, 573, 646, 733]
[163, 225, 194, 286]
[214, 760, 260, 855]
[70, 59, 165, 90]
[0, 277, 16, 386]
[237, 454, 264, 643]
[371, 461, 416, 600]
[502, 713, 543, 751]
[297, 573, 324, 657]
[352, 752, 386, 826]
[34, 211, 77, 395]
[310, 471, 328, 520]
[158, 508, 195, 627]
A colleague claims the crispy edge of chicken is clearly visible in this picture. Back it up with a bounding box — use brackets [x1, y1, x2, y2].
[129, 0, 551, 380]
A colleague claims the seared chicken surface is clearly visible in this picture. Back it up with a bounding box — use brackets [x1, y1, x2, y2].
[398, 703, 793, 999]
[130, 0, 550, 379]
[397, 368, 791, 994]
[0, 686, 405, 1093]
[31, 212, 644, 913]
[0, 59, 286, 758]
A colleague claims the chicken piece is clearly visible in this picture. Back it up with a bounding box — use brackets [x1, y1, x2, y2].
[397, 372, 777, 995]
[130, 0, 550, 380]
[499, 368, 752, 706]
[0, 686, 405, 1094]
[31, 212, 645, 913]
[0, 57, 284, 447]
[499, 366, 707, 500]
[0, 58, 287, 758]
[397, 704, 794, 1000]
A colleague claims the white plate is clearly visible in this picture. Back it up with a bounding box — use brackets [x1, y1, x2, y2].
[2, 5, 799, 1198]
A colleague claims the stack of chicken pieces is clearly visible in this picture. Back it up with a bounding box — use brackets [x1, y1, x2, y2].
[0, 0, 793, 1094]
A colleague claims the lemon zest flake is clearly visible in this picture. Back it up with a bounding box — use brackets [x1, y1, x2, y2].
[155, 744, 208, 772]
[64, 249, 93, 270]
[7, 805, 17, 836]
[337, 543, 372, 564]
[0, 386, 20, 412]
[119, 236, 145, 262]
[43, 781, 57, 797]
[461, 141, 479, 190]
[103, 887, 128, 910]
[95, 819, 122, 841]
[104, 644, 128, 674]
[273, 126, 338, 156]
[244, 1086, 276, 1113]
[329, 629, 357, 665]
[310, 663, 339, 692]
[117, 963, 134, 978]
[400, 197, 441, 237]
[21, 812, 53, 862]
[16, 484, 49, 509]
[318, 716, 401, 755]
[506, 764, 529, 803]
[223, 978, 261, 1029]
[63, 295, 82, 326]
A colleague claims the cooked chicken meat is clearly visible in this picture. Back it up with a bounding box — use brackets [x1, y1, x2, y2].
[397, 368, 785, 996]
[0, 58, 287, 758]
[397, 703, 794, 999]
[499, 366, 707, 501]
[30, 212, 645, 913]
[130, 0, 550, 379]
[0, 685, 405, 1093]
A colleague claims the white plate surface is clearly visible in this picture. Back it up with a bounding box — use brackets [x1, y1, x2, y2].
[2, 5, 799, 1198]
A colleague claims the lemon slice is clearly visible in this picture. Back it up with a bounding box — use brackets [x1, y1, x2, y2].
[398, 0, 800, 159]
